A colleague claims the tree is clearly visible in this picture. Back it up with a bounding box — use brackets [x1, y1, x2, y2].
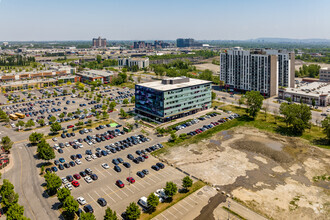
[72, 89, 76, 94]
[29, 132, 44, 144]
[59, 113, 65, 118]
[38, 119, 45, 126]
[238, 97, 245, 107]
[102, 111, 109, 120]
[97, 55, 102, 64]
[280, 103, 312, 135]
[245, 90, 264, 119]
[104, 207, 118, 220]
[79, 212, 96, 220]
[44, 172, 61, 195]
[1, 136, 13, 152]
[164, 181, 177, 198]
[131, 96, 135, 103]
[125, 202, 140, 220]
[62, 196, 79, 218]
[67, 112, 73, 118]
[147, 193, 159, 211]
[211, 92, 216, 100]
[49, 116, 56, 123]
[16, 120, 25, 128]
[312, 98, 316, 108]
[123, 98, 129, 105]
[37, 139, 55, 161]
[109, 101, 116, 110]
[170, 131, 177, 142]
[25, 119, 35, 128]
[119, 108, 128, 118]
[6, 203, 24, 220]
[50, 122, 62, 134]
[0, 179, 19, 209]
[182, 176, 193, 192]
[57, 187, 71, 204]
[321, 116, 330, 142]
[137, 76, 141, 83]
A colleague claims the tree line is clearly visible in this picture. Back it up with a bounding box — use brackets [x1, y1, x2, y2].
[147, 50, 219, 60]
[295, 64, 321, 78]
[0, 55, 35, 66]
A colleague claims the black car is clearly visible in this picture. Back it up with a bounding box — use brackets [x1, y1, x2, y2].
[61, 134, 66, 138]
[137, 156, 145, 162]
[79, 171, 87, 177]
[69, 161, 76, 167]
[133, 158, 140, 164]
[123, 162, 131, 168]
[54, 160, 60, 165]
[95, 152, 102, 158]
[137, 171, 145, 178]
[142, 169, 149, 175]
[152, 165, 160, 171]
[156, 162, 165, 169]
[58, 164, 64, 170]
[66, 133, 71, 138]
[112, 159, 119, 165]
[127, 154, 134, 160]
[84, 204, 94, 213]
[114, 165, 121, 172]
[90, 174, 98, 180]
[136, 150, 142, 155]
[71, 132, 75, 136]
[117, 158, 124, 163]
[64, 163, 70, 168]
[66, 175, 73, 182]
[70, 155, 77, 160]
[45, 168, 52, 173]
[97, 198, 107, 207]
[85, 168, 93, 175]
[85, 150, 92, 155]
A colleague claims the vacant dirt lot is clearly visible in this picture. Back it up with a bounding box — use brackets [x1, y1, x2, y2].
[194, 63, 219, 73]
[159, 127, 330, 220]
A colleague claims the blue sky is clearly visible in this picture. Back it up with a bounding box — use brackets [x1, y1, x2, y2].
[0, 0, 329, 41]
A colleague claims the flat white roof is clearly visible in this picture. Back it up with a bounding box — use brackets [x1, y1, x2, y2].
[137, 78, 211, 91]
[285, 82, 330, 97]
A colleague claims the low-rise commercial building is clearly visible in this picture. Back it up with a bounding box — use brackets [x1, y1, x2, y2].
[278, 82, 330, 106]
[117, 57, 149, 69]
[320, 67, 330, 82]
[76, 70, 115, 84]
[135, 77, 211, 122]
[0, 75, 79, 92]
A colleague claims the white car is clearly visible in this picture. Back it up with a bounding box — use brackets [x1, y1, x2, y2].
[85, 156, 92, 161]
[78, 143, 83, 148]
[61, 177, 68, 184]
[75, 159, 82, 165]
[138, 197, 150, 209]
[65, 183, 73, 190]
[52, 137, 57, 142]
[154, 192, 164, 203]
[77, 197, 87, 205]
[155, 189, 168, 200]
[87, 141, 93, 146]
[10, 123, 16, 128]
[84, 176, 93, 183]
[91, 154, 97, 159]
[53, 144, 59, 150]
[101, 163, 109, 169]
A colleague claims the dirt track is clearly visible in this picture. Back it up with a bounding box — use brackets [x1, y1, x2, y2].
[159, 127, 330, 220]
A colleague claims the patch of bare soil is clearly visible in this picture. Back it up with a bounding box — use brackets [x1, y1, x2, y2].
[159, 126, 330, 220]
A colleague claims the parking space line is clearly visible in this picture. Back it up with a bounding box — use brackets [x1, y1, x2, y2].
[177, 203, 188, 212]
[106, 186, 122, 200]
[87, 193, 96, 202]
[103, 169, 113, 176]
[149, 174, 160, 181]
[94, 190, 102, 198]
[181, 199, 194, 208]
[129, 183, 139, 191]
[161, 213, 169, 220]
[101, 188, 116, 203]
[125, 185, 134, 194]
[94, 167, 106, 177]
[135, 180, 147, 188]
[65, 147, 71, 152]
[157, 171, 167, 178]
[171, 205, 182, 214]
[120, 188, 129, 197]
[168, 209, 178, 219]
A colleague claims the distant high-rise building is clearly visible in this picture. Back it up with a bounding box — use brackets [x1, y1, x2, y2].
[176, 38, 202, 47]
[220, 47, 295, 97]
[92, 37, 107, 48]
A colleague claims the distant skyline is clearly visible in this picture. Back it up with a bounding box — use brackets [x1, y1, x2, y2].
[0, 0, 329, 41]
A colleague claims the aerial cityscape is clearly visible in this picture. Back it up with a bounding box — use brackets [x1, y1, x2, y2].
[0, 0, 329, 220]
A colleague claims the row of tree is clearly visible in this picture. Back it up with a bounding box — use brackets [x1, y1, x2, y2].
[0, 55, 36, 66]
[294, 64, 321, 78]
[0, 178, 30, 219]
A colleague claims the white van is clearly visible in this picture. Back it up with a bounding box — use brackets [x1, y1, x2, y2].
[138, 197, 150, 209]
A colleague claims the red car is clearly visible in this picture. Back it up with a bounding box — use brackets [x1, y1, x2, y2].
[72, 180, 80, 187]
[67, 125, 74, 129]
[126, 177, 135, 184]
[142, 155, 148, 159]
[73, 174, 81, 180]
[116, 180, 125, 188]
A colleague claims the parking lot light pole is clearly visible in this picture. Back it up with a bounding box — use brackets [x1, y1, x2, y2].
[227, 200, 231, 220]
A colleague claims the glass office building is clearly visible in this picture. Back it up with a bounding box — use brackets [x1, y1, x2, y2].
[135, 77, 211, 122]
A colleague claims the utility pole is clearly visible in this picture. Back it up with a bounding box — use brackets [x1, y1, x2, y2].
[227, 200, 231, 220]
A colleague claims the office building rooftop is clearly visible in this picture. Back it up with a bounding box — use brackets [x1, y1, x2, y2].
[137, 77, 211, 91]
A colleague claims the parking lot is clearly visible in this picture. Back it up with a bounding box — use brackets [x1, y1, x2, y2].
[48, 125, 186, 219]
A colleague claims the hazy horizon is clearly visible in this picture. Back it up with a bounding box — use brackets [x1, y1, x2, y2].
[0, 0, 329, 41]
